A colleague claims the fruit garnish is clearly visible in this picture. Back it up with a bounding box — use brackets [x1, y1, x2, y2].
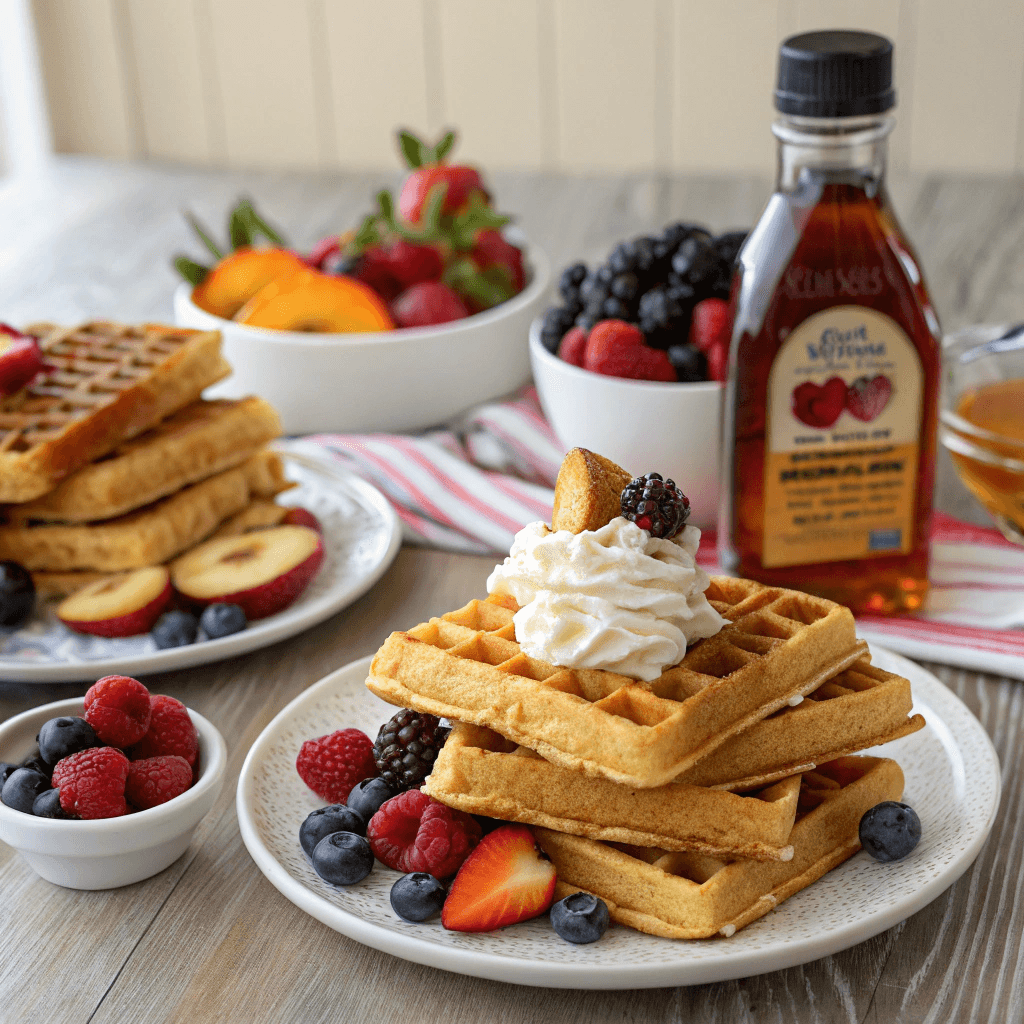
[52, 746, 130, 820]
[551, 447, 632, 534]
[390, 872, 447, 922]
[346, 777, 395, 822]
[373, 709, 450, 793]
[296, 728, 377, 805]
[397, 128, 489, 224]
[190, 247, 307, 319]
[198, 602, 247, 639]
[550, 892, 610, 944]
[300, 805, 367, 858]
[56, 566, 172, 638]
[37, 717, 100, 767]
[0, 560, 35, 627]
[859, 801, 921, 862]
[557, 326, 588, 367]
[583, 319, 675, 381]
[312, 831, 374, 886]
[0, 325, 45, 397]
[125, 755, 192, 810]
[367, 789, 481, 878]
[1, 768, 52, 815]
[392, 281, 468, 328]
[128, 695, 199, 767]
[441, 824, 556, 932]
[620, 472, 691, 539]
[151, 610, 199, 649]
[83, 675, 152, 748]
[690, 297, 731, 353]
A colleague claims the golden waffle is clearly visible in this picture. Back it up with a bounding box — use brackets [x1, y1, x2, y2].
[534, 756, 904, 939]
[0, 321, 229, 503]
[425, 722, 801, 861]
[678, 658, 926, 790]
[4, 397, 281, 523]
[0, 452, 291, 571]
[367, 577, 863, 788]
[208, 498, 289, 539]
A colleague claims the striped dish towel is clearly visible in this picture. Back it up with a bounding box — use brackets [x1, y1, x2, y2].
[299, 387, 1024, 680]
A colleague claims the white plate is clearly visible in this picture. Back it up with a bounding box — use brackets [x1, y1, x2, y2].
[236, 647, 1001, 989]
[0, 446, 401, 683]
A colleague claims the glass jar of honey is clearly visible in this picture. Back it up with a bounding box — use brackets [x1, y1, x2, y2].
[719, 30, 941, 614]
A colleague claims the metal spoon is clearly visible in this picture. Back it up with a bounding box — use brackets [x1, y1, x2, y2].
[959, 322, 1024, 363]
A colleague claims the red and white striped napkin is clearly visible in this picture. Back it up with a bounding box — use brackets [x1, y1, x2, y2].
[298, 387, 1024, 681]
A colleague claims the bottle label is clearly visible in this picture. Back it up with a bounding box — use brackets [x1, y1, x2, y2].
[762, 305, 922, 569]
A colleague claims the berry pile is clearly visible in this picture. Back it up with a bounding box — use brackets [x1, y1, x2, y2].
[539, 223, 746, 382]
[0, 676, 200, 820]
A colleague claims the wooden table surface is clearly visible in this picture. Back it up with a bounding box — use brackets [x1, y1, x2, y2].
[2, 158, 1023, 1024]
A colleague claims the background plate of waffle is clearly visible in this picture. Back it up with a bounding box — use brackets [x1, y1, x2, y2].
[0, 449, 401, 683]
[236, 647, 1000, 989]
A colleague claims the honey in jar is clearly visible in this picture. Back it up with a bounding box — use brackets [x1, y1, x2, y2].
[719, 31, 941, 614]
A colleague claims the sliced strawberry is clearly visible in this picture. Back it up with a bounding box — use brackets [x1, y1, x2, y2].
[441, 824, 556, 932]
[0, 325, 45, 397]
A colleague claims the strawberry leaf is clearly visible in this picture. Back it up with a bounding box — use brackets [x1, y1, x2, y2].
[228, 206, 254, 249]
[398, 129, 426, 169]
[174, 256, 209, 286]
[238, 200, 287, 247]
[447, 193, 511, 251]
[431, 130, 457, 164]
[185, 213, 224, 260]
[352, 212, 383, 252]
[444, 257, 514, 310]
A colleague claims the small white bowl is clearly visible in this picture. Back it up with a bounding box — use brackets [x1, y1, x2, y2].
[173, 246, 551, 435]
[0, 697, 226, 890]
[529, 320, 723, 528]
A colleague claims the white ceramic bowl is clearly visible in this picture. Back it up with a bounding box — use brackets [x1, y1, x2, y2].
[529, 320, 723, 528]
[0, 697, 226, 889]
[173, 246, 550, 435]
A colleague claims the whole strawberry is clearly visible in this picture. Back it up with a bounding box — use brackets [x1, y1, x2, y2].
[470, 229, 525, 293]
[128, 694, 198, 768]
[126, 755, 192, 810]
[392, 282, 469, 328]
[52, 746, 129, 819]
[690, 298, 731, 354]
[397, 129, 489, 225]
[296, 728, 377, 804]
[583, 320, 676, 381]
[84, 675, 152, 748]
[383, 239, 444, 287]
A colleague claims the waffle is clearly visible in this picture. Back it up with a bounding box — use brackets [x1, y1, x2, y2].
[208, 498, 289, 539]
[0, 451, 291, 571]
[678, 658, 926, 790]
[367, 577, 863, 788]
[0, 321, 229, 503]
[425, 722, 802, 861]
[534, 756, 904, 939]
[4, 397, 281, 524]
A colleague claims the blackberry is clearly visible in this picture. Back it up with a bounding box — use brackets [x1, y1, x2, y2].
[667, 344, 708, 382]
[632, 236, 656, 274]
[608, 241, 637, 274]
[638, 286, 684, 329]
[539, 306, 575, 353]
[373, 709, 450, 793]
[620, 473, 691, 539]
[0, 561, 34, 628]
[610, 272, 639, 302]
[558, 262, 588, 302]
[601, 296, 630, 320]
[671, 236, 718, 288]
[575, 312, 599, 333]
[596, 264, 615, 284]
[712, 230, 748, 267]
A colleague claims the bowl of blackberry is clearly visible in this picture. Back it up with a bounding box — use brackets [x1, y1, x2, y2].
[530, 223, 746, 528]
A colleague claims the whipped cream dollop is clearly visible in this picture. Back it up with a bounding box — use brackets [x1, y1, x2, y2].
[486, 517, 726, 681]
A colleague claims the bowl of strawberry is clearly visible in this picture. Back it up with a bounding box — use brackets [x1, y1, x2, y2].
[529, 223, 745, 528]
[173, 130, 549, 435]
[0, 675, 226, 889]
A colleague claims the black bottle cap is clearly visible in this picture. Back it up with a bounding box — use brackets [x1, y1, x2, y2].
[775, 30, 895, 117]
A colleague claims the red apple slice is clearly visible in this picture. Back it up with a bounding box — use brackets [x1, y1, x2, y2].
[171, 525, 324, 620]
[0, 325, 45, 397]
[58, 567, 173, 637]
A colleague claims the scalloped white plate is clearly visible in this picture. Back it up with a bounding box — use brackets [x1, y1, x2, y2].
[236, 647, 1000, 989]
[0, 446, 401, 683]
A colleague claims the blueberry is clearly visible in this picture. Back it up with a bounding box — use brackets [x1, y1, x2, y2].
[601, 296, 629, 320]
[152, 610, 199, 649]
[558, 262, 587, 301]
[672, 236, 718, 286]
[859, 801, 922, 862]
[199, 603, 248, 639]
[20, 754, 51, 782]
[390, 872, 447, 922]
[0, 763, 19, 787]
[346, 777, 395, 822]
[299, 804, 366, 857]
[311, 831, 374, 886]
[667, 344, 708, 383]
[539, 306, 575, 353]
[32, 787, 71, 818]
[0, 561, 34, 627]
[1, 768, 51, 814]
[37, 716, 99, 766]
[610, 272, 639, 302]
[550, 892, 610, 944]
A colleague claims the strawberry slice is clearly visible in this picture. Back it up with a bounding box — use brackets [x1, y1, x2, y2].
[0, 324, 44, 397]
[442, 824, 556, 932]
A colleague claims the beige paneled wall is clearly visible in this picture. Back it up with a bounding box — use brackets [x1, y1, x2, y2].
[31, 0, 1024, 174]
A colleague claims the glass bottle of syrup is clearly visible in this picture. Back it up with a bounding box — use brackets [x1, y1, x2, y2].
[719, 31, 941, 614]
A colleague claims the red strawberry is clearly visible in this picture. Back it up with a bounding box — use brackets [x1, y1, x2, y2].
[0, 325, 45, 397]
[791, 376, 848, 429]
[125, 755, 192, 810]
[846, 374, 892, 422]
[296, 728, 376, 804]
[352, 245, 402, 303]
[53, 746, 129, 819]
[442, 824, 556, 932]
[84, 675, 152, 748]
[557, 326, 588, 367]
[305, 235, 342, 270]
[399, 165, 488, 225]
[583, 320, 646, 379]
[127, 694, 198, 767]
[382, 238, 444, 287]
[690, 298, 731, 354]
[634, 346, 676, 382]
[470, 229, 525, 293]
[367, 789, 481, 878]
[392, 282, 469, 328]
[706, 341, 729, 382]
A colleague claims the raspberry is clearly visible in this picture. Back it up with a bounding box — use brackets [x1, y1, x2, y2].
[633, 345, 676, 382]
[557, 326, 588, 367]
[128, 695, 198, 767]
[706, 340, 728, 382]
[690, 297, 731, 354]
[83, 675, 152, 747]
[367, 789, 482, 879]
[52, 747, 129, 819]
[583, 320, 646, 378]
[296, 728, 377, 804]
[125, 755, 192, 810]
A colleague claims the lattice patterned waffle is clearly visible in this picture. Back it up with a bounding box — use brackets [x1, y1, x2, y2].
[0, 321, 229, 503]
[534, 756, 904, 939]
[425, 722, 802, 861]
[367, 576, 864, 788]
[677, 657, 926, 790]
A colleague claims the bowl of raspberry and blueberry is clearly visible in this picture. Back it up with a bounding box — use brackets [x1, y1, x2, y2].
[173, 129, 549, 435]
[0, 675, 226, 889]
[530, 223, 745, 529]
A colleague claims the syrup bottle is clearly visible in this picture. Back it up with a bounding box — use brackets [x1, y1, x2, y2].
[719, 31, 941, 614]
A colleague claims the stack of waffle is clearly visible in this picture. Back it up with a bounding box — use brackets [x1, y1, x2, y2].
[365, 451, 925, 940]
[0, 321, 290, 596]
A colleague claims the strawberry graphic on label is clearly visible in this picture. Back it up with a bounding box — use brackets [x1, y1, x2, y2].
[791, 376, 848, 429]
[846, 374, 893, 422]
